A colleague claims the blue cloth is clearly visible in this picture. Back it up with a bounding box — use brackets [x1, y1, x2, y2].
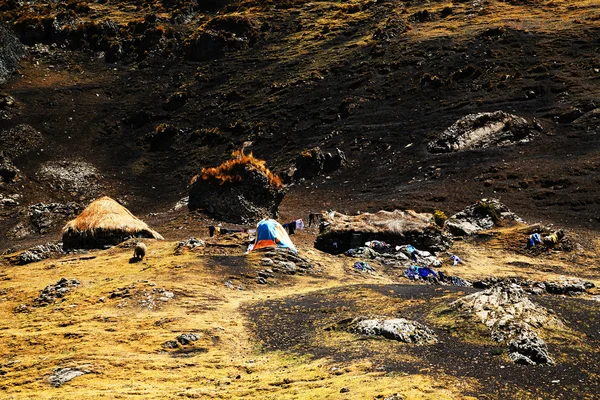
[418, 267, 437, 278]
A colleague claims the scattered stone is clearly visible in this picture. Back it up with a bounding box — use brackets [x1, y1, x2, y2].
[176, 333, 200, 345]
[257, 277, 268, 284]
[428, 111, 542, 153]
[340, 387, 350, 393]
[29, 202, 82, 235]
[0, 193, 20, 207]
[383, 394, 406, 400]
[341, 316, 438, 344]
[162, 340, 179, 349]
[0, 124, 43, 158]
[445, 198, 523, 236]
[37, 161, 102, 198]
[33, 278, 80, 307]
[18, 242, 64, 265]
[175, 237, 205, 254]
[48, 367, 90, 387]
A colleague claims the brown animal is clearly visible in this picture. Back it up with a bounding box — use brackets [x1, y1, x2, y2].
[308, 212, 322, 227]
[133, 242, 147, 260]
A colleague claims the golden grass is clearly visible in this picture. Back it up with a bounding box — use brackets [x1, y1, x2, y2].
[62, 196, 164, 240]
[191, 149, 283, 188]
[0, 240, 482, 399]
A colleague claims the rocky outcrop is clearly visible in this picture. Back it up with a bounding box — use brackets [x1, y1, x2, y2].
[336, 316, 438, 345]
[0, 24, 24, 84]
[48, 366, 90, 387]
[189, 151, 285, 224]
[445, 198, 523, 236]
[473, 276, 594, 296]
[451, 283, 561, 365]
[315, 210, 452, 254]
[19, 242, 64, 265]
[294, 147, 346, 179]
[428, 111, 543, 153]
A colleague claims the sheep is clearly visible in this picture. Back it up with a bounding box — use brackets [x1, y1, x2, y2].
[133, 242, 147, 260]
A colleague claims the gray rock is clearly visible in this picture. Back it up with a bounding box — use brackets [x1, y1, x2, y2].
[508, 330, 554, 365]
[346, 317, 438, 345]
[261, 257, 274, 266]
[176, 333, 200, 345]
[278, 261, 297, 274]
[0, 24, 25, 84]
[445, 199, 523, 236]
[32, 277, 80, 306]
[48, 367, 88, 387]
[428, 111, 542, 153]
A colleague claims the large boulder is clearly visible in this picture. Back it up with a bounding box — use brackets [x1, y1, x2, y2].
[428, 111, 543, 153]
[345, 317, 438, 345]
[189, 150, 285, 224]
[315, 209, 452, 254]
[0, 24, 24, 84]
[445, 198, 523, 236]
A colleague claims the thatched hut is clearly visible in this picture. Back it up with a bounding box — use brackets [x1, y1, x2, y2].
[62, 196, 164, 250]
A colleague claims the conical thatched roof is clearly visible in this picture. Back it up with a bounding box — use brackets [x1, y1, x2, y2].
[62, 196, 163, 249]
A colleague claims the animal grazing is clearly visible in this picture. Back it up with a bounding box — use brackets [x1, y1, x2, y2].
[133, 242, 147, 260]
[308, 212, 322, 227]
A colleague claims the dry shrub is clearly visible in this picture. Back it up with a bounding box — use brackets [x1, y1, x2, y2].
[191, 150, 282, 188]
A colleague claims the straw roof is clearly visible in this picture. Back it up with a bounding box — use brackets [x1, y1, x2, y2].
[62, 196, 164, 239]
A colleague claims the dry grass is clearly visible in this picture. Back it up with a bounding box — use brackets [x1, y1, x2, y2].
[191, 149, 283, 188]
[323, 209, 436, 235]
[62, 196, 163, 240]
[0, 239, 481, 399]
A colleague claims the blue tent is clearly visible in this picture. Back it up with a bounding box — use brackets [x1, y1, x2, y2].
[252, 219, 297, 252]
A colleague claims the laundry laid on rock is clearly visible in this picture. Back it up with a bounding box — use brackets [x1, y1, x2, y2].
[353, 261, 375, 272]
[450, 254, 462, 266]
[527, 233, 542, 248]
[405, 265, 439, 282]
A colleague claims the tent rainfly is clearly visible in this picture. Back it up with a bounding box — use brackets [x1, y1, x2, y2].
[62, 196, 164, 250]
[251, 218, 296, 252]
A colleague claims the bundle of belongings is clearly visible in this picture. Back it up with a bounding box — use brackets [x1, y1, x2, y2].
[353, 261, 375, 273]
[209, 226, 246, 237]
[404, 265, 471, 287]
[527, 230, 564, 249]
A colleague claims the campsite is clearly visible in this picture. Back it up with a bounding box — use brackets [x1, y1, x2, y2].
[2, 0, 600, 399]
